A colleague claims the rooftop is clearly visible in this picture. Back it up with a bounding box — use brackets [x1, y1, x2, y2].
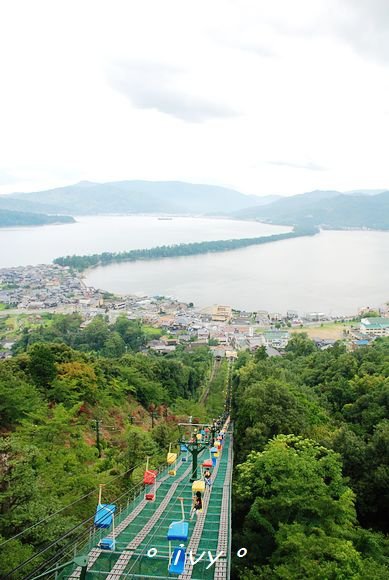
[361, 317, 389, 329]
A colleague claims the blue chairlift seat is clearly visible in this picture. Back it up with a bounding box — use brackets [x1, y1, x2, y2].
[99, 537, 115, 550]
[94, 504, 116, 528]
[168, 546, 186, 575]
[181, 443, 188, 461]
[167, 521, 189, 542]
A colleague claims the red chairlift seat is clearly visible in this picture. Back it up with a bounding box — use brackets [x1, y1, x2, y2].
[202, 459, 213, 468]
[145, 493, 155, 501]
[143, 469, 158, 485]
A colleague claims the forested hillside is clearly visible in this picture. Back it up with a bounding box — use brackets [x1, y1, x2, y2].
[0, 314, 215, 577]
[1, 315, 388, 578]
[235, 190, 389, 230]
[232, 336, 389, 578]
[0, 209, 75, 227]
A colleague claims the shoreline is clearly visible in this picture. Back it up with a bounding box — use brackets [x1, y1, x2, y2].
[54, 227, 318, 271]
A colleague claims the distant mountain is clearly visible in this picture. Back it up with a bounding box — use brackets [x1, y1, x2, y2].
[2, 182, 387, 229]
[0, 209, 75, 228]
[234, 190, 389, 230]
[345, 189, 387, 196]
[0, 180, 273, 216]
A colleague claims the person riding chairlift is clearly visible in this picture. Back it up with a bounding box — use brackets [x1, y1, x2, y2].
[204, 468, 212, 488]
[190, 491, 202, 520]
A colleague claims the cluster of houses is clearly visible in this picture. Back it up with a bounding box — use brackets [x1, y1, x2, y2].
[0, 264, 388, 359]
[0, 265, 103, 310]
[140, 302, 389, 357]
[142, 303, 333, 358]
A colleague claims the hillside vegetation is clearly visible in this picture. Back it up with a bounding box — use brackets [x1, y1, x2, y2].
[232, 337, 389, 578]
[1, 314, 388, 578]
[235, 190, 389, 229]
[0, 209, 75, 227]
[0, 313, 220, 577]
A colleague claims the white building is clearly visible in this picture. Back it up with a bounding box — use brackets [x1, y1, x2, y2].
[263, 331, 289, 349]
[360, 317, 389, 337]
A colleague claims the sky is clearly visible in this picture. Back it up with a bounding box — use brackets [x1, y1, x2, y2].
[1, 0, 389, 197]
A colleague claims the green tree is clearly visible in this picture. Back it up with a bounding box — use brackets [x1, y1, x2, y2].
[234, 378, 325, 458]
[113, 316, 145, 350]
[125, 426, 158, 476]
[80, 316, 109, 351]
[0, 367, 42, 426]
[152, 423, 173, 451]
[260, 523, 365, 579]
[254, 346, 268, 362]
[103, 331, 126, 357]
[235, 435, 356, 568]
[27, 343, 57, 388]
[286, 333, 317, 357]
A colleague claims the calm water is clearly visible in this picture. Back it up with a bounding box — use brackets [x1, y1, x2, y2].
[0, 216, 289, 267]
[86, 229, 389, 316]
[1, 216, 388, 315]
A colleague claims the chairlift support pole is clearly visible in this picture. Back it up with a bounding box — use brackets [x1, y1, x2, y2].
[93, 419, 102, 458]
[178, 437, 209, 481]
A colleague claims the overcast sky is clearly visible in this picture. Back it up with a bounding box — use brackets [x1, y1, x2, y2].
[1, 0, 389, 196]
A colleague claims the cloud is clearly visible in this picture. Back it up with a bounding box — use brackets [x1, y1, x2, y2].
[328, 0, 389, 64]
[0, 170, 20, 186]
[235, 41, 277, 58]
[268, 160, 326, 171]
[107, 61, 238, 123]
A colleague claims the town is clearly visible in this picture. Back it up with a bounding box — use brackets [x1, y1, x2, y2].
[0, 264, 388, 360]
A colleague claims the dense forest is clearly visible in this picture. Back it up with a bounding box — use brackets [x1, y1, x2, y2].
[0, 314, 216, 577]
[53, 227, 318, 271]
[232, 336, 389, 578]
[1, 315, 388, 578]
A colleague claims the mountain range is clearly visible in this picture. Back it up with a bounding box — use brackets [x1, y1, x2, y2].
[0, 181, 388, 230]
[234, 189, 389, 229]
[0, 180, 277, 216]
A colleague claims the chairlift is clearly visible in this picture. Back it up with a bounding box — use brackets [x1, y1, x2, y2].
[202, 460, 213, 489]
[180, 443, 188, 462]
[210, 446, 218, 467]
[167, 443, 178, 475]
[94, 484, 116, 551]
[143, 457, 158, 501]
[167, 498, 188, 575]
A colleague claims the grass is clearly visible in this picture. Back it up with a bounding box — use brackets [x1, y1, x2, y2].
[206, 359, 228, 417]
[143, 325, 163, 340]
[254, 320, 358, 340]
[0, 312, 54, 343]
[292, 320, 357, 340]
